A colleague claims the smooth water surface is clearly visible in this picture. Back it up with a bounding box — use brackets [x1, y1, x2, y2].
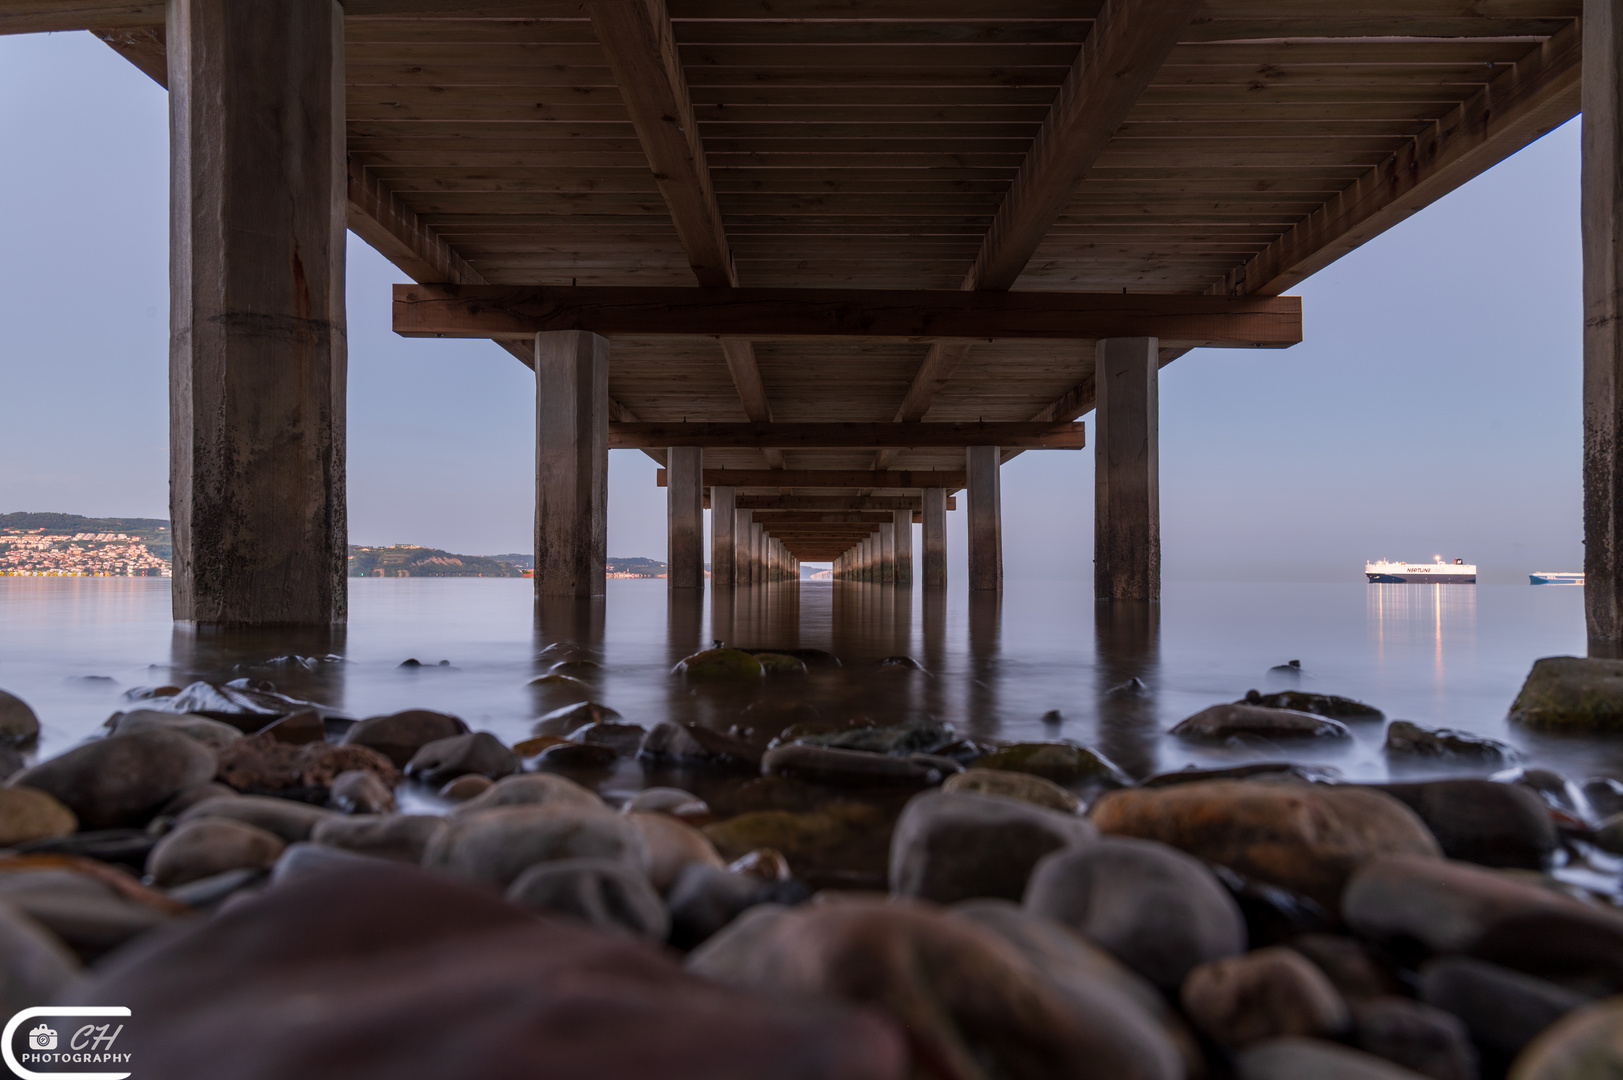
[1, 577, 1614, 785]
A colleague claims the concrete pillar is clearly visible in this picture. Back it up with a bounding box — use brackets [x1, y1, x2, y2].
[534, 331, 610, 597]
[864, 535, 875, 582]
[168, 0, 346, 626]
[1094, 337, 1160, 602]
[711, 486, 735, 587]
[879, 522, 895, 585]
[893, 508, 913, 586]
[922, 487, 947, 588]
[1586, 0, 1623, 650]
[734, 508, 753, 585]
[667, 446, 704, 590]
[966, 446, 1002, 591]
[752, 522, 765, 583]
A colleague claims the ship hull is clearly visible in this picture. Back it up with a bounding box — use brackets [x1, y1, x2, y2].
[1530, 574, 1583, 585]
[1367, 573, 1475, 584]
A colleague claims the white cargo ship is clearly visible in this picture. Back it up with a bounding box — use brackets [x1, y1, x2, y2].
[1530, 571, 1583, 585]
[1365, 557, 1476, 584]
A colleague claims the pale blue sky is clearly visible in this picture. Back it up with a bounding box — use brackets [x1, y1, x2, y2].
[0, 31, 1584, 583]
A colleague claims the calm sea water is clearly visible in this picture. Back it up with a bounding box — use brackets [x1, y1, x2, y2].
[1, 577, 1616, 787]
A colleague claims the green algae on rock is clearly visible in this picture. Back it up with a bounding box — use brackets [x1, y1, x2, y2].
[1509, 656, 1623, 732]
[1242, 689, 1384, 721]
[975, 741, 1132, 790]
[703, 802, 892, 883]
[672, 648, 765, 679]
[752, 653, 809, 676]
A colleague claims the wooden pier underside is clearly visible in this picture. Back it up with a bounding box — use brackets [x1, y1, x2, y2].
[15, 0, 1584, 565]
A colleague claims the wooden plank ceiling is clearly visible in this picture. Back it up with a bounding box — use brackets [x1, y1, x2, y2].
[30, 0, 1582, 557]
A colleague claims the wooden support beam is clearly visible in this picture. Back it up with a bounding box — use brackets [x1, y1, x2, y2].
[711, 485, 735, 588]
[922, 487, 948, 588]
[734, 508, 753, 587]
[1586, 0, 1623, 649]
[734, 495, 954, 512]
[893, 507, 914, 587]
[1094, 338, 1161, 602]
[535, 331, 610, 598]
[1219, 22, 1582, 298]
[660, 469, 967, 490]
[394, 284, 1302, 349]
[967, 446, 1003, 592]
[614, 421, 1083, 451]
[667, 445, 704, 591]
[3, 2, 162, 34]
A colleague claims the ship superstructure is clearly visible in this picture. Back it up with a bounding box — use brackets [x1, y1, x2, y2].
[1366, 557, 1476, 584]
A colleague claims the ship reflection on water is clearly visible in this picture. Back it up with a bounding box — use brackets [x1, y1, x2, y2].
[1368, 583, 1478, 699]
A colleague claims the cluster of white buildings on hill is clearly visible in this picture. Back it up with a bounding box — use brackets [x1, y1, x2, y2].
[0, 531, 171, 577]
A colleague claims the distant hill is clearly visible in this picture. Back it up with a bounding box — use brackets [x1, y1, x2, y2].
[348, 545, 523, 578]
[0, 511, 172, 562]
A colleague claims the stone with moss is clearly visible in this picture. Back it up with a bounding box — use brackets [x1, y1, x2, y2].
[672, 648, 765, 680]
[975, 741, 1132, 790]
[753, 653, 809, 676]
[1241, 689, 1383, 720]
[1509, 656, 1623, 732]
[703, 802, 891, 883]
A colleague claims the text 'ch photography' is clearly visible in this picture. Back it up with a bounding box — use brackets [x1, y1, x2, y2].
[5, 2, 1623, 1080]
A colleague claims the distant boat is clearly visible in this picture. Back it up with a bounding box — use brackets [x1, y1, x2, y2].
[1366, 557, 1476, 584]
[1530, 571, 1583, 585]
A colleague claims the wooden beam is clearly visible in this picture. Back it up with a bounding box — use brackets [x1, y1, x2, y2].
[1586, 0, 1623, 648]
[394, 284, 1302, 348]
[750, 511, 899, 524]
[734, 495, 954, 512]
[2, 2, 161, 34]
[660, 469, 966, 490]
[615, 422, 1083, 451]
[588, 0, 781, 467]
[1218, 22, 1582, 298]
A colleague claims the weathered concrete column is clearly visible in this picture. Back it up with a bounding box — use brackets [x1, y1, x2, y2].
[711, 486, 735, 587]
[864, 535, 876, 582]
[1094, 337, 1161, 602]
[922, 487, 947, 588]
[1586, 0, 1623, 651]
[879, 522, 896, 585]
[168, 0, 346, 626]
[893, 508, 913, 586]
[666, 446, 704, 590]
[734, 508, 753, 585]
[752, 522, 765, 583]
[966, 446, 1003, 591]
[534, 331, 610, 597]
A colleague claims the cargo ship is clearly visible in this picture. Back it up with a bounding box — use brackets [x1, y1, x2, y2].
[1530, 571, 1583, 585]
[1365, 558, 1476, 584]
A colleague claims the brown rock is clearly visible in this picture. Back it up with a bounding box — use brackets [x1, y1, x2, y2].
[343, 709, 468, 769]
[0, 787, 77, 846]
[438, 774, 493, 803]
[943, 768, 1082, 814]
[1090, 781, 1442, 907]
[627, 811, 724, 894]
[1507, 994, 1623, 1080]
[1181, 946, 1351, 1047]
[215, 735, 398, 795]
[146, 818, 285, 887]
[703, 802, 892, 888]
[12, 729, 218, 830]
[258, 708, 326, 745]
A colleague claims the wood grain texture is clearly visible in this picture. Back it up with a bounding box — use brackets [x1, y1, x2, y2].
[611, 421, 1084, 449]
[658, 469, 967, 490]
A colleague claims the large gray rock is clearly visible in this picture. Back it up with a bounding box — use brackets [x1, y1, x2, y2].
[504, 857, 668, 939]
[310, 814, 448, 864]
[147, 818, 287, 887]
[60, 861, 908, 1080]
[343, 709, 468, 768]
[1237, 1037, 1432, 1080]
[890, 790, 1095, 904]
[423, 805, 648, 888]
[1181, 946, 1349, 1047]
[1506, 995, 1623, 1080]
[1419, 956, 1593, 1065]
[1368, 780, 1556, 869]
[447, 772, 604, 817]
[404, 732, 518, 786]
[1509, 655, 1623, 732]
[0, 786, 77, 846]
[1025, 836, 1246, 991]
[110, 709, 243, 751]
[0, 899, 79, 1016]
[1348, 997, 1477, 1080]
[0, 689, 40, 745]
[178, 794, 334, 842]
[1172, 703, 1351, 742]
[11, 729, 217, 829]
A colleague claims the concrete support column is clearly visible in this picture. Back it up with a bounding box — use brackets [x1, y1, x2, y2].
[711, 486, 735, 587]
[893, 508, 913, 586]
[752, 523, 765, 583]
[966, 446, 1003, 591]
[922, 487, 947, 588]
[1094, 337, 1161, 602]
[666, 446, 704, 590]
[168, 0, 347, 626]
[879, 522, 895, 585]
[535, 331, 610, 597]
[865, 535, 876, 582]
[734, 509, 753, 585]
[1586, 0, 1623, 650]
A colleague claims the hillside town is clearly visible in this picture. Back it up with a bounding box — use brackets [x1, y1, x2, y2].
[0, 529, 171, 576]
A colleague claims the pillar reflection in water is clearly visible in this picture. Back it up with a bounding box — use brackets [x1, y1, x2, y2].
[531, 596, 607, 717]
[965, 590, 1001, 742]
[169, 623, 349, 713]
[1092, 600, 1160, 779]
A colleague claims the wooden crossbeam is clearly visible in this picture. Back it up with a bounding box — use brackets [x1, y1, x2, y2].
[734, 495, 954, 512]
[658, 469, 966, 490]
[749, 511, 898, 524]
[613, 421, 1082, 450]
[394, 284, 1301, 348]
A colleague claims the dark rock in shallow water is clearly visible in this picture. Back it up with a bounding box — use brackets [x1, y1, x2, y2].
[672, 648, 764, 679]
[311, 814, 447, 864]
[739, 646, 840, 668]
[1211, 864, 1335, 947]
[548, 659, 602, 678]
[1180, 946, 1349, 1047]
[146, 818, 286, 887]
[753, 652, 808, 676]
[1091, 781, 1441, 908]
[1172, 702, 1352, 742]
[328, 769, 396, 814]
[216, 734, 397, 797]
[1369, 779, 1556, 869]
[505, 856, 668, 939]
[342, 709, 468, 768]
[623, 787, 711, 822]
[62, 862, 909, 1080]
[975, 741, 1133, 790]
[1141, 761, 1342, 788]
[0, 899, 80, 1017]
[889, 790, 1094, 905]
[791, 716, 954, 755]
[637, 720, 709, 763]
[689, 899, 1182, 1080]
[1348, 997, 1477, 1080]
[1236, 1037, 1429, 1080]
[537, 741, 618, 769]
[1583, 776, 1623, 819]
[405, 732, 519, 786]
[178, 794, 334, 842]
[569, 721, 647, 755]
[0, 688, 41, 745]
[12, 729, 217, 830]
[1509, 655, 1623, 732]
[1027, 837, 1245, 992]
[1419, 956, 1593, 1067]
[761, 744, 960, 787]
[666, 862, 810, 949]
[1242, 688, 1383, 720]
[532, 700, 621, 737]
[1383, 721, 1517, 766]
[703, 802, 891, 888]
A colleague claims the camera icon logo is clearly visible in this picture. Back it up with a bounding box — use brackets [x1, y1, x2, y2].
[27, 1023, 57, 1051]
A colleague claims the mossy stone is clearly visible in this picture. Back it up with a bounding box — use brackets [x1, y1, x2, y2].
[976, 742, 1131, 789]
[1509, 656, 1623, 732]
[703, 802, 890, 881]
[1242, 689, 1383, 720]
[673, 648, 764, 679]
[753, 653, 808, 676]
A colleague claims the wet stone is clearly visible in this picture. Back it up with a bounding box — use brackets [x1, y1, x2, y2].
[627, 810, 725, 893]
[754, 652, 808, 676]
[1582, 776, 1623, 819]
[1419, 956, 1593, 1066]
[890, 790, 1095, 905]
[160, 781, 238, 817]
[449, 773, 604, 817]
[1348, 997, 1477, 1080]
[258, 708, 326, 745]
[1597, 811, 1623, 854]
[109, 709, 243, 751]
[666, 863, 810, 950]
[1512, 768, 1583, 815]
[637, 721, 710, 763]
[0, 899, 80, 1018]
[1141, 762, 1343, 788]
[570, 721, 647, 756]
[405, 732, 519, 786]
[943, 767, 1082, 814]
[525, 673, 589, 696]
[0, 865, 179, 959]
[1243, 689, 1384, 720]
[761, 744, 960, 787]
[975, 741, 1133, 791]
[1236, 1037, 1431, 1080]
[505, 857, 668, 940]
[1171, 702, 1352, 742]
[342, 709, 468, 769]
[0, 786, 77, 846]
[704, 802, 892, 888]
[12, 728, 218, 830]
[0, 744, 23, 782]
[727, 848, 790, 881]
[216, 735, 398, 798]
[1027, 836, 1246, 992]
[537, 741, 618, 769]
[1370, 779, 1556, 869]
[1507, 995, 1623, 1080]
[1181, 946, 1350, 1047]
[270, 842, 389, 887]
[438, 774, 493, 803]
[672, 648, 764, 679]
[1288, 933, 1404, 1001]
[423, 805, 648, 889]
[791, 716, 954, 756]
[328, 770, 396, 814]
[178, 795, 334, 843]
[1382, 721, 1517, 767]
[13, 829, 157, 872]
[147, 818, 286, 888]
[622, 787, 711, 823]
[548, 659, 602, 678]
[310, 814, 447, 864]
[0, 689, 41, 745]
[1509, 655, 1623, 732]
[165, 866, 265, 910]
[533, 701, 621, 737]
